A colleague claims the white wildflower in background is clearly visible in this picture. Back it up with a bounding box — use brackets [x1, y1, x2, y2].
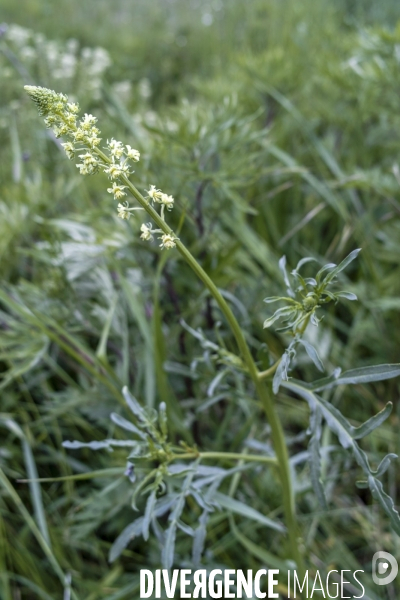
[6, 24, 31, 46]
[66, 38, 79, 53]
[83, 47, 111, 76]
[112, 80, 132, 104]
[20, 46, 36, 61]
[138, 77, 152, 99]
[165, 119, 178, 133]
[81, 46, 112, 99]
[53, 52, 77, 79]
[7, 26, 111, 101]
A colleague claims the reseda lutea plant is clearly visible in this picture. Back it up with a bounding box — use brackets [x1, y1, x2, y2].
[25, 85, 400, 575]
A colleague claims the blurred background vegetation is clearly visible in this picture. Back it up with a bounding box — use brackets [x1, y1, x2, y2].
[1, 0, 400, 598]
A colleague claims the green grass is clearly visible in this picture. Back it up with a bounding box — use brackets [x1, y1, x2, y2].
[1, 0, 400, 598]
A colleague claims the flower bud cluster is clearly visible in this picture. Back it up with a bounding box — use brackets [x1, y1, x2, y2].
[24, 85, 102, 175]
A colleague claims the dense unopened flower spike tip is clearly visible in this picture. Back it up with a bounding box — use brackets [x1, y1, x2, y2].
[24, 85, 177, 250]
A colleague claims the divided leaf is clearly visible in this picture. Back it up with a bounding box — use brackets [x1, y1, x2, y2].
[214, 492, 286, 532]
[322, 249, 361, 285]
[283, 380, 400, 534]
[273, 351, 292, 394]
[309, 364, 400, 391]
[278, 255, 294, 297]
[109, 496, 175, 563]
[308, 406, 327, 509]
[162, 466, 197, 569]
[298, 339, 324, 372]
[110, 413, 147, 440]
[63, 439, 142, 450]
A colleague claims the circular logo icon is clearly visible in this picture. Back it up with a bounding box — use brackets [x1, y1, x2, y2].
[372, 551, 398, 586]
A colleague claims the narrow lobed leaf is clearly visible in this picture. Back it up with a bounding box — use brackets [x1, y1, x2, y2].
[298, 339, 325, 372]
[322, 248, 361, 284]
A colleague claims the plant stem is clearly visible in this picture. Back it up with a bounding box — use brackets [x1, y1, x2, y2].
[118, 176, 306, 581]
[258, 359, 281, 380]
[18, 468, 125, 483]
[0, 468, 80, 600]
[171, 451, 278, 466]
[297, 313, 311, 336]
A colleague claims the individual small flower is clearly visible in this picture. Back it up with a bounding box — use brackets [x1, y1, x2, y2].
[73, 128, 86, 142]
[107, 182, 127, 200]
[53, 123, 69, 138]
[87, 133, 101, 148]
[119, 161, 131, 177]
[44, 115, 57, 128]
[104, 163, 122, 179]
[54, 101, 66, 113]
[160, 193, 174, 210]
[159, 233, 178, 250]
[79, 152, 97, 165]
[64, 112, 77, 127]
[77, 164, 95, 175]
[147, 184, 163, 203]
[61, 141, 75, 160]
[125, 145, 140, 161]
[76, 151, 98, 175]
[80, 113, 97, 130]
[117, 202, 131, 220]
[140, 222, 154, 241]
[67, 102, 79, 113]
[108, 138, 124, 159]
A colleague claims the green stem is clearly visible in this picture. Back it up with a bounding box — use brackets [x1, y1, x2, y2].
[0, 468, 79, 600]
[117, 176, 306, 580]
[171, 451, 278, 466]
[296, 313, 311, 336]
[258, 359, 281, 381]
[18, 467, 124, 483]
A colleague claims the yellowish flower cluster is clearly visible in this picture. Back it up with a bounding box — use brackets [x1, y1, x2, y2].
[76, 151, 99, 175]
[25, 85, 178, 249]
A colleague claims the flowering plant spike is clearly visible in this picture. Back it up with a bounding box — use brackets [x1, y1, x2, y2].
[24, 85, 177, 247]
